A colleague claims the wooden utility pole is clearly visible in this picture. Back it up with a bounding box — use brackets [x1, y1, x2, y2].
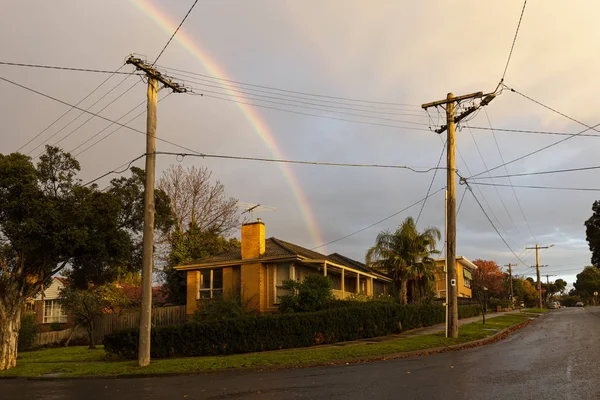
[525, 244, 554, 309]
[126, 56, 186, 367]
[505, 263, 514, 305]
[422, 91, 494, 338]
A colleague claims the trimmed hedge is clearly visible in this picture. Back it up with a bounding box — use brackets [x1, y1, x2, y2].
[104, 302, 480, 359]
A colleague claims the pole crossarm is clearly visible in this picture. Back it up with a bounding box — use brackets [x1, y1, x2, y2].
[421, 91, 483, 109]
[126, 56, 187, 93]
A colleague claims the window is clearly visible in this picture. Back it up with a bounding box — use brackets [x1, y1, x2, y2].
[199, 269, 223, 299]
[43, 300, 67, 323]
[275, 263, 294, 303]
[463, 269, 472, 289]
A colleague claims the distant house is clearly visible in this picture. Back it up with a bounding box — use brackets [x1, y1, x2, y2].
[433, 257, 478, 299]
[174, 220, 392, 316]
[117, 284, 168, 305]
[32, 277, 73, 331]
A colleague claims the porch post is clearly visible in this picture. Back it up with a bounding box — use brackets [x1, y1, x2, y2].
[341, 269, 345, 295]
[356, 273, 360, 294]
[323, 262, 327, 277]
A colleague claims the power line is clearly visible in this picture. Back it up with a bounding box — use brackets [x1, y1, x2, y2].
[32, 79, 141, 158]
[158, 63, 420, 108]
[449, 137, 515, 248]
[468, 181, 600, 192]
[153, 0, 199, 65]
[169, 69, 420, 113]
[153, 151, 445, 173]
[0, 75, 151, 137]
[312, 187, 446, 250]
[16, 64, 127, 152]
[483, 108, 537, 243]
[465, 183, 527, 266]
[70, 99, 146, 155]
[467, 123, 519, 233]
[187, 88, 429, 126]
[189, 92, 431, 132]
[468, 125, 600, 138]
[416, 140, 446, 225]
[82, 154, 146, 187]
[0, 61, 137, 75]
[508, 85, 600, 134]
[469, 86, 600, 179]
[183, 81, 427, 118]
[469, 164, 600, 180]
[500, 0, 528, 82]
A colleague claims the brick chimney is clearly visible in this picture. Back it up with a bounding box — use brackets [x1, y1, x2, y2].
[241, 219, 265, 259]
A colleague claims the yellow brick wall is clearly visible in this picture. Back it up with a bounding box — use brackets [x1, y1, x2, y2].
[241, 222, 265, 259]
[240, 262, 263, 312]
[186, 271, 199, 315]
[434, 261, 473, 299]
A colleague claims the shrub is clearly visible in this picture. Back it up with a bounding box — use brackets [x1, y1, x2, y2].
[191, 295, 255, 323]
[487, 298, 512, 310]
[49, 322, 63, 331]
[279, 274, 334, 313]
[18, 312, 38, 352]
[457, 304, 481, 319]
[106, 302, 482, 359]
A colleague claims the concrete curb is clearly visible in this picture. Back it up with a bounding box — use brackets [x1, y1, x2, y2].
[1, 316, 538, 381]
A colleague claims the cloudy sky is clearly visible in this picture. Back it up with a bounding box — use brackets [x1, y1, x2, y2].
[2, 0, 598, 287]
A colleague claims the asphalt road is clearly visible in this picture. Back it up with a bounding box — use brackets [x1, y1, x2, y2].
[3, 307, 600, 400]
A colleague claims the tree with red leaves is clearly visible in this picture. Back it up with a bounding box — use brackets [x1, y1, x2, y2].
[472, 259, 506, 323]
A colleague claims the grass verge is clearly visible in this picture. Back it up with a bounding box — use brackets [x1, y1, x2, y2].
[522, 308, 548, 313]
[0, 314, 530, 378]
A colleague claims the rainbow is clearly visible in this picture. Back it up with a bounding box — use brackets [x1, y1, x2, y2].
[130, 0, 325, 249]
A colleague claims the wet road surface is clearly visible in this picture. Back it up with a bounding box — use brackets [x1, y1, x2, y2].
[2, 307, 600, 400]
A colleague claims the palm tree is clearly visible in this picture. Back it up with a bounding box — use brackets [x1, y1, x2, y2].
[365, 217, 440, 304]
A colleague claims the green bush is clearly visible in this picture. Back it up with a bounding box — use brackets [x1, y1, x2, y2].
[105, 302, 480, 359]
[279, 274, 334, 313]
[487, 299, 512, 310]
[458, 305, 481, 319]
[49, 322, 63, 331]
[191, 295, 255, 322]
[18, 312, 38, 352]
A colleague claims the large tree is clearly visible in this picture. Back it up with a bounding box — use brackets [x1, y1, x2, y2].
[573, 266, 600, 299]
[158, 165, 240, 304]
[366, 217, 440, 304]
[0, 150, 87, 369]
[584, 201, 600, 266]
[0, 147, 172, 370]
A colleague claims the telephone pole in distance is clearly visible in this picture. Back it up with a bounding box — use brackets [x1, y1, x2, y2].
[422, 91, 495, 338]
[126, 55, 186, 367]
[505, 263, 515, 305]
[525, 244, 554, 309]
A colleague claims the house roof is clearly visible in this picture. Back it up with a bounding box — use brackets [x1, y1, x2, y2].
[119, 285, 168, 304]
[181, 237, 328, 265]
[327, 252, 373, 274]
[179, 238, 384, 278]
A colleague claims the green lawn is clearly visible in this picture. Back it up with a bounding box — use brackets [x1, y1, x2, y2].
[1, 314, 530, 378]
[522, 308, 548, 313]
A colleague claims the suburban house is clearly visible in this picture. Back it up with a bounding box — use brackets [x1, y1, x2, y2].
[433, 257, 478, 299]
[174, 220, 392, 315]
[32, 277, 74, 332]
